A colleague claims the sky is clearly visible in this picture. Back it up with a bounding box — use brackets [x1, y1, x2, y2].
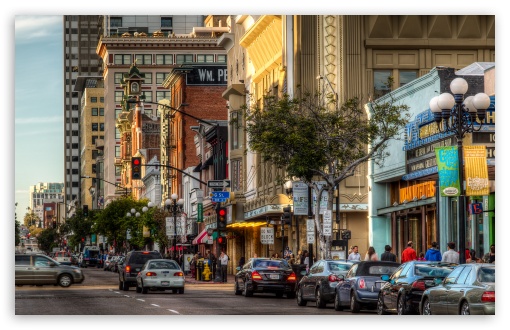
[5, 1, 508, 327]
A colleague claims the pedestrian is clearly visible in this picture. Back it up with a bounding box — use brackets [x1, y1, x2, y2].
[348, 246, 361, 261]
[401, 241, 417, 263]
[238, 256, 245, 269]
[424, 242, 442, 261]
[303, 251, 310, 266]
[288, 253, 296, 265]
[467, 249, 481, 263]
[284, 246, 292, 260]
[219, 251, 229, 283]
[380, 245, 397, 262]
[482, 244, 495, 263]
[190, 254, 197, 278]
[417, 252, 425, 261]
[364, 246, 379, 261]
[441, 242, 460, 263]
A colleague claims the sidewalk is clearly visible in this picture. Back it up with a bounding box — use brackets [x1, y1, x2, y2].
[185, 273, 236, 284]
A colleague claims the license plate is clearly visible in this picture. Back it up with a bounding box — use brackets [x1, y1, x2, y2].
[161, 281, 170, 286]
[269, 274, 279, 280]
[162, 271, 169, 274]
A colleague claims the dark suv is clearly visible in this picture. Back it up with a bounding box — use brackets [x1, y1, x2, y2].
[118, 251, 162, 291]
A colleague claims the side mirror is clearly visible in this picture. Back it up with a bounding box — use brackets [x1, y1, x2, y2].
[381, 274, 390, 281]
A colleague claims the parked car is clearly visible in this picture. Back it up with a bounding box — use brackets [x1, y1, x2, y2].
[234, 258, 297, 298]
[112, 256, 125, 273]
[377, 261, 456, 315]
[53, 251, 73, 265]
[296, 259, 358, 308]
[420, 263, 495, 315]
[334, 261, 400, 312]
[103, 255, 115, 271]
[15, 253, 85, 288]
[118, 251, 163, 291]
[136, 259, 185, 294]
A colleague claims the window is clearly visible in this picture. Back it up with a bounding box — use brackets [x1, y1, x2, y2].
[71, 143, 79, 149]
[115, 109, 122, 120]
[156, 73, 168, 85]
[114, 54, 131, 65]
[156, 54, 173, 65]
[457, 266, 472, 284]
[92, 108, 98, 116]
[444, 266, 464, 284]
[197, 54, 214, 63]
[100, 97, 104, 103]
[99, 123, 104, 131]
[115, 91, 124, 102]
[176, 54, 193, 64]
[114, 72, 124, 85]
[92, 150, 99, 159]
[92, 135, 98, 144]
[115, 127, 120, 139]
[135, 54, 152, 65]
[373, 70, 392, 98]
[72, 130, 79, 136]
[92, 164, 97, 174]
[99, 108, 104, 116]
[91, 97, 97, 103]
[142, 91, 152, 102]
[217, 55, 227, 63]
[92, 123, 98, 131]
[399, 71, 418, 87]
[110, 17, 122, 28]
[156, 91, 170, 102]
[230, 111, 243, 150]
[115, 146, 120, 157]
[143, 73, 152, 85]
[72, 169, 79, 174]
[161, 17, 172, 28]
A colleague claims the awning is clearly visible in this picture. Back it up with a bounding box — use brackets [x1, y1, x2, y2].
[192, 229, 210, 245]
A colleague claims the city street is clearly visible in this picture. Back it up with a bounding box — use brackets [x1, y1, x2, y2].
[15, 267, 376, 315]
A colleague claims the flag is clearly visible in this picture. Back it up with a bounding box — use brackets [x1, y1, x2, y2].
[464, 145, 489, 196]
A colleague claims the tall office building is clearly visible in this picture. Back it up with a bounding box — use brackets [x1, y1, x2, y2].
[63, 15, 204, 209]
[29, 182, 64, 221]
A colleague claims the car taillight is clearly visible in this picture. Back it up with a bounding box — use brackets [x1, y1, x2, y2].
[287, 272, 297, 282]
[125, 265, 131, 273]
[145, 272, 157, 277]
[481, 291, 495, 302]
[328, 274, 341, 282]
[359, 278, 366, 289]
[412, 281, 426, 291]
[252, 271, 263, 280]
[174, 271, 184, 277]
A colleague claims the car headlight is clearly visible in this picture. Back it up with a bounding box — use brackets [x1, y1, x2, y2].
[73, 269, 82, 274]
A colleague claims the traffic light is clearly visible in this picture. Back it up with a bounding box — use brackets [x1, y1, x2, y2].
[131, 157, 142, 180]
[282, 206, 292, 224]
[217, 236, 226, 245]
[342, 230, 351, 240]
[217, 207, 227, 230]
[83, 205, 89, 217]
[52, 220, 57, 228]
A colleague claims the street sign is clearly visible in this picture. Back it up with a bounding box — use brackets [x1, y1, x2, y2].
[207, 180, 231, 188]
[260, 227, 274, 245]
[197, 203, 203, 222]
[307, 219, 315, 244]
[323, 210, 332, 236]
[211, 191, 230, 199]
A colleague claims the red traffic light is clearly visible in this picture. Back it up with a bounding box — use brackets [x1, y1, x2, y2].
[133, 158, 140, 165]
[217, 236, 225, 244]
[218, 208, 226, 217]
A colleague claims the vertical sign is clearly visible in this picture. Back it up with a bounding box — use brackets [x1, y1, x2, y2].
[323, 210, 332, 236]
[307, 219, 315, 244]
[260, 227, 274, 245]
[197, 203, 203, 222]
[435, 146, 461, 196]
[165, 217, 173, 236]
[313, 181, 329, 214]
[293, 181, 309, 215]
[464, 145, 489, 196]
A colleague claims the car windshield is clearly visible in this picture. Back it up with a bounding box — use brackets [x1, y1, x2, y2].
[478, 267, 495, 283]
[254, 260, 288, 269]
[149, 261, 179, 270]
[328, 262, 352, 272]
[366, 265, 399, 275]
[414, 265, 452, 277]
[132, 254, 159, 264]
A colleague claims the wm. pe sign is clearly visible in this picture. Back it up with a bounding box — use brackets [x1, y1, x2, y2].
[185, 65, 227, 86]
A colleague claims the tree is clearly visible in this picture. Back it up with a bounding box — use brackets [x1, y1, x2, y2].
[244, 87, 410, 259]
[15, 203, 20, 246]
[64, 208, 95, 251]
[37, 228, 59, 254]
[23, 208, 41, 228]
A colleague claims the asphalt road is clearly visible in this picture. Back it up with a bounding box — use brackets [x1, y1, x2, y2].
[14, 267, 377, 316]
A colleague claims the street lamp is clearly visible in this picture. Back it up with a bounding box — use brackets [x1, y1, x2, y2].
[429, 77, 491, 264]
[165, 194, 184, 261]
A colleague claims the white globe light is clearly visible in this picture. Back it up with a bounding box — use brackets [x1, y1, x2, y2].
[126, 212, 131, 217]
[135, 212, 140, 217]
[131, 208, 136, 214]
[473, 93, 491, 110]
[142, 206, 148, 213]
[164, 199, 172, 206]
[463, 96, 476, 113]
[177, 198, 184, 205]
[148, 201, 154, 208]
[450, 77, 469, 95]
[171, 193, 179, 200]
[437, 93, 455, 110]
[429, 96, 441, 113]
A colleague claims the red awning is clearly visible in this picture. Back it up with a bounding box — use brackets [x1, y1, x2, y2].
[192, 229, 210, 245]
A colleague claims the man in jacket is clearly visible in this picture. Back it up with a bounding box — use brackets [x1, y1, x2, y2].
[218, 251, 229, 283]
[380, 245, 397, 262]
[401, 241, 417, 263]
[441, 241, 460, 263]
[424, 242, 442, 261]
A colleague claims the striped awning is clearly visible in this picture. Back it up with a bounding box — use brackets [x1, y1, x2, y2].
[192, 228, 210, 245]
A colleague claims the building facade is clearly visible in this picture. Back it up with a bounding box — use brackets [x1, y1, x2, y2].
[29, 182, 65, 222]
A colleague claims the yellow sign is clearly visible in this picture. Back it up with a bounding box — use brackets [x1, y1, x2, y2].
[400, 181, 435, 204]
[464, 146, 489, 196]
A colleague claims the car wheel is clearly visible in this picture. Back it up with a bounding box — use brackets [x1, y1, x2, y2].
[234, 282, 242, 295]
[178, 288, 184, 294]
[135, 282, 142, 293]
[397, 294, 408, 315]
[316, 287, 326, 308]
[377, 293, 388, 315]
[141, 281, 148, 294]
[286, 291, 296, 299]
[58, 274, 72, 288]
[276, 292, 284, 298]
[243, 282, 253, 297]
[334, 292, 344, 311]
[122, 278, 129, 291]
[296, 286, 307, 306]
[421, 298, 432, 315]
[350, 292, 360, 313]
[460, 301, 470, 315]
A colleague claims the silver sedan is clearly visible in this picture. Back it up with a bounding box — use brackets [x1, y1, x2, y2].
[136, 259, 185, 294]
[420, 263, 495, 315]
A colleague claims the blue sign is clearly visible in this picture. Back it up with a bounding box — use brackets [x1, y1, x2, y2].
[211, 191, 230, 199]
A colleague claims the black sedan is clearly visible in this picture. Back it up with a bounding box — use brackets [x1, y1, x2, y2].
[377, 261, 456, 315]
[234, 258, 297, 298]
[334, 261, 400, 313]
[296, 259, 357, 308]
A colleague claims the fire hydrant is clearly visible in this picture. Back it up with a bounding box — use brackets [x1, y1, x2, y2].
[202, 261, 212, 281]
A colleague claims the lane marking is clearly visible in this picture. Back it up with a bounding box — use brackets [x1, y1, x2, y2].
[124, 295, 130, 297]
[150, 304, 160, 307]
[167, 309, 180, 314]
[136, 299, 145, 302]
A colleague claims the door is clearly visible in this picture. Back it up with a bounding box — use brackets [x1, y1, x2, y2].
[446, 266, 471, 315]
[33, 255, 57, 284]
[302, 261, 320, 298]
[338, 264, 358, 304]
[15, 255, 32, 285]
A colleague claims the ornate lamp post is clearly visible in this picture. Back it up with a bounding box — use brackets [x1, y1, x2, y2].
[165, 194, 184, 261]
[429, 77, 490, 263]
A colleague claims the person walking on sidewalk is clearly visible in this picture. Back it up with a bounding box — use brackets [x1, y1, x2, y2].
[442, 242, 460, 264]
[425, 242, 442, 261]
[380, 245, 397, 262]
[219, 251, 229, 283]
[401, 241, 417, 263]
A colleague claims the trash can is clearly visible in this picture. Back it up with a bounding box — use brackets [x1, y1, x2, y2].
[292, 264, 307, 283]
[197, 259, 204, 281]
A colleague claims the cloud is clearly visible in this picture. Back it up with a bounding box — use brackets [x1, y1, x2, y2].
[15, 16, 61, 42]
[15, 127, 61, 137]
[15, 116, 62, 125]
[16, 190, 29, 194]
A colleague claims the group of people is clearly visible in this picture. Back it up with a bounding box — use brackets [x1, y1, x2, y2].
[347, 241, 495, 264]
[189, 249, 230, 282]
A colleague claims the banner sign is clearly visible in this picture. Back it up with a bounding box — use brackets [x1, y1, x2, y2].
[292, 181, 309, 215]
[464, 145, 489, 196]
[323, 210, 332, 236]
[435, 146, 461, 196]
[260, 227, 274, 245]
[307, 219, 315, 244]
